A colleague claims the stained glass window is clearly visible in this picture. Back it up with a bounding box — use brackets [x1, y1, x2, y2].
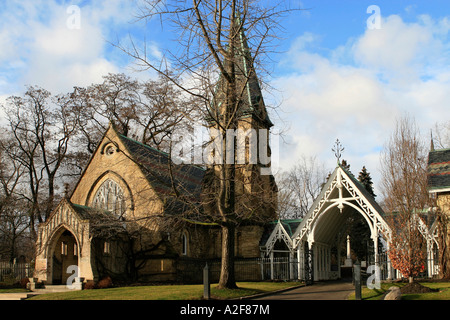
[92, 179, 126, 219]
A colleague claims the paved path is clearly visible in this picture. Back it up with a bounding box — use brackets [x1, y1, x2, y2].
[251, 280, 355, 300]
[0, 292, 30, 300]
[0, 285, 75, 300]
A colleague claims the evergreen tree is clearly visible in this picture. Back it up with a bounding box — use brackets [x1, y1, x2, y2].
[358, 166, 376, 198]
[340, 159, 352, 173]
[344, 164, 376, 261]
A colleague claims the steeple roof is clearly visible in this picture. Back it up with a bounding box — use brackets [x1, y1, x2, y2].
[210, 21, 273, 128]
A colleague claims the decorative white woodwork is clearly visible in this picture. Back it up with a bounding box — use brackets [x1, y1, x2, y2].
[264, 165, 440, 280]
[264, 221, 294, 255]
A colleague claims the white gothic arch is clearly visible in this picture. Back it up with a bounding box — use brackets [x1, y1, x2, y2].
[263, 164, 440, 281]
[263, 165, 395, 281]
[292, 166, 392, 249]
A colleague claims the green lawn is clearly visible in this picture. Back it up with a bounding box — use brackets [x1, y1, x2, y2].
[349, 282, 450, 300]
[0, 288, 29, 293]
[27, 281, 302, 300]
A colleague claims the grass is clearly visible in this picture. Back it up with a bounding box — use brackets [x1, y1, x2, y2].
[0, 288, 29, 293]
[348, 282, 450, 300]
[27, 281, 302, 300]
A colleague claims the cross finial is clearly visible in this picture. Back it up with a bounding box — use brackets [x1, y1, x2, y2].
[332, 139, 344, 164]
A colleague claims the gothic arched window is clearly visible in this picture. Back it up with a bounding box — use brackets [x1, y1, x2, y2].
[92, 179, 126, 219]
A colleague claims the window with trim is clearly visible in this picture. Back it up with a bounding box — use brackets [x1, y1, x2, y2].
[105, 145, 116, 156]
[93, 179, 126, 219]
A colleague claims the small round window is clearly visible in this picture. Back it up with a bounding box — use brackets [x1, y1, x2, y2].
[105, 145, 115, 156]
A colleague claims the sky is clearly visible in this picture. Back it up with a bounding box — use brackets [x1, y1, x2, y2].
[0, 0, 449, 197]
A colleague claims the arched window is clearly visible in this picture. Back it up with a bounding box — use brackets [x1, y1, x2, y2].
[92, 179, 126, 219]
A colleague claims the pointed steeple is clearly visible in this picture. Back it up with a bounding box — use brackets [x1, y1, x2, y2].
[430, 129, 435, 152]
[209, 14, 273, 128]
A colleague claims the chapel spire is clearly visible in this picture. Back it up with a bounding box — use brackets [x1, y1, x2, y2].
[210, 15, 273, 129]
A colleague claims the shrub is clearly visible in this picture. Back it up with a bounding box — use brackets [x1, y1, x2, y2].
[84, 280, 97, 290]
[20, 278, 30, 288]
[97, 276, 113, 289]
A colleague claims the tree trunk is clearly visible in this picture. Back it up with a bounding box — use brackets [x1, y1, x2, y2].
[218, 224, 237, 289]
[438, 211, 450, 279]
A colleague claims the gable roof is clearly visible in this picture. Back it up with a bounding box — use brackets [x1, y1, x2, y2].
[339, 165, 385, 217]
[45, 198, 101, 223]
[428, 148, 450, 192]
[117, 133, 205, 198]
[259, 219, 302, 248]
[42, 198, 116, 231]
[69, 123, 205, 216]
[291, 164, 391, 247]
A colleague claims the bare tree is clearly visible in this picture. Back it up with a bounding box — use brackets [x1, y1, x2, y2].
[277, 155, 327, 219]
[0, 133, 23, 215]
[0, 198, 31, 261]
[435, 195, 450, 279]
[2, 86, 81, 238]
[0, 134, 31, 261]
[433, 120, 450, 149]
[380, 114, 430, 283]
[74, 73, 195, 154]
[118, 0, 297, 288]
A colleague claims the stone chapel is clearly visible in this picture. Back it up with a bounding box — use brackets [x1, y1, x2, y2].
[33, 29, 278, 285]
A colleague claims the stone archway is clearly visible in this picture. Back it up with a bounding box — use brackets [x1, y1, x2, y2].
[35, 199, 95, 284]
[49, 228, 79, 285]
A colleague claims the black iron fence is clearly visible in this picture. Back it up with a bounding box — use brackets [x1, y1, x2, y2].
[176, 257, 301, 284]
[177, 255, 440, 284]
[0, 261, 34, 282]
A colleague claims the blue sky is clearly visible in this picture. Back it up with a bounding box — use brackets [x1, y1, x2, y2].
[0, 1, 449, 195]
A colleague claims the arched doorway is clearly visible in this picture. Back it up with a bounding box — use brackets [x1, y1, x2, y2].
[50, 228, 79, 285]
[291, 165, 392, 281]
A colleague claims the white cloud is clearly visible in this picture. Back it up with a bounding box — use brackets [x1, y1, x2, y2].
[273, 14, 450, 193]
[354, 15, 431, 76]
[0, 0, 143, 96]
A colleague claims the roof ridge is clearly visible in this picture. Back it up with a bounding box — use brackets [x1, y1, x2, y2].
[118, 134, 169, 157]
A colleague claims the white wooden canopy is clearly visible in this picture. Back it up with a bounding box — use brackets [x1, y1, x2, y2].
[291, 165, 392, 250]
[262, 164, 440, 280]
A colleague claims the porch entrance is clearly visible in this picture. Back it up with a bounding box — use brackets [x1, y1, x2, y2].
[51, 229, 78, 285]
[262, 165, 394, 282]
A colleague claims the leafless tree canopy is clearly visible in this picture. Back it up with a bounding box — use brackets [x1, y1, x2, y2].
[118, 0, 300, 289]
[73, 73, 196, 154]
[277, 155, 327, 219]
[120, 0, 296, 122]
[380, 114, 430, 216]
[433, 120, 450, 149]
[380, 114, 431, 282]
